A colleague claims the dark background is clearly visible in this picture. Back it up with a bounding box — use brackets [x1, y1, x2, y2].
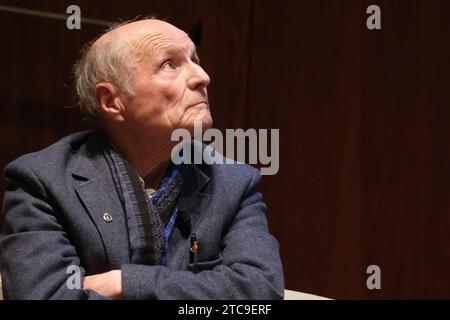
[1, 0, 449, 299]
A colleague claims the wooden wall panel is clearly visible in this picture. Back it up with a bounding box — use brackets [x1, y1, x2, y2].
[248, 0, 366, 299]
[248, 0, 450, 298]
[359, 0, 450, 298]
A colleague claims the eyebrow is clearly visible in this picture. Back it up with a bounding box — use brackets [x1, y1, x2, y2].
[157, 45, 199, 62]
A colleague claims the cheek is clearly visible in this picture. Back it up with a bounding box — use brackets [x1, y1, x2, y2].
[142, 81, 184, 116]
[158, 81, 188, 116]
[128, 75, 187, 125]
[134, 81, 176, 110]
[162, 80, 185, 104]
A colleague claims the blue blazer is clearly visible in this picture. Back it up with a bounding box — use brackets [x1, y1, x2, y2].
[0, 131, 284, 299]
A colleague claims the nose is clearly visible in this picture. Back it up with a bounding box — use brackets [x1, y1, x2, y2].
[187, 62, 210, 91]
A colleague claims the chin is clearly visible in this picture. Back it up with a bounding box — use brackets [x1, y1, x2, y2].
[193, 109, 213, 128]
[199, 114, 213, 130]
[182, 115, 213, 136]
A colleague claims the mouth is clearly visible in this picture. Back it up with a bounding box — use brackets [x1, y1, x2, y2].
[188, 101, 209, 108]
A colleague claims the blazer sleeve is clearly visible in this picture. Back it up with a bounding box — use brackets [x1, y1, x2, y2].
[121, 168, 285, 299]
[0, 161, 108, 300]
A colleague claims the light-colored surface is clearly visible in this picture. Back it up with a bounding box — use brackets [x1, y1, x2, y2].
[284, 289, 331, 300]
[0, 279, 329, 301]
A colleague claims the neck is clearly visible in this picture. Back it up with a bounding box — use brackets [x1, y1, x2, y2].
[103, 127, 176, 190]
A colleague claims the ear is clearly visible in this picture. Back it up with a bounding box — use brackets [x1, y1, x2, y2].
[95, 82, 126, 122]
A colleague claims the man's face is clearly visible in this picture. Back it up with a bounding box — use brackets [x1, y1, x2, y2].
[123, 22, 212, 138]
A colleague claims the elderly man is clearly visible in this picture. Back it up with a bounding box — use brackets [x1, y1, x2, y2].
[0, 18, 284, 300]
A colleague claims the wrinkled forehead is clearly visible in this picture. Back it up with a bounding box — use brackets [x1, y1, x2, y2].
[93, 20, 196, 61]
[130, 27, 196, 61]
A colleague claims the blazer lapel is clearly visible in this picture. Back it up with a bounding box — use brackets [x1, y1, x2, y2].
[72, 133, 130, 268]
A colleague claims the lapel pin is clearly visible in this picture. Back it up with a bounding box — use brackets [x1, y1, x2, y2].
[103, 212, 113, 222]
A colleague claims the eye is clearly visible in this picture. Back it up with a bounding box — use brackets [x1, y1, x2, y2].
[161, 60, 176, 69]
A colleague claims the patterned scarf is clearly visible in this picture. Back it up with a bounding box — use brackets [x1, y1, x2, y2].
[97, 132, 183, 265]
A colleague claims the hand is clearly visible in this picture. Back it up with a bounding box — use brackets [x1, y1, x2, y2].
[83, 270, 123, 300]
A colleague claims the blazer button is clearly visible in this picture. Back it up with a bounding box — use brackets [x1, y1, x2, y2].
[103, 212, 113, 222]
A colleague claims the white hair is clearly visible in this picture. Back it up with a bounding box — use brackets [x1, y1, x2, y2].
[73, 17, 158, 122]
